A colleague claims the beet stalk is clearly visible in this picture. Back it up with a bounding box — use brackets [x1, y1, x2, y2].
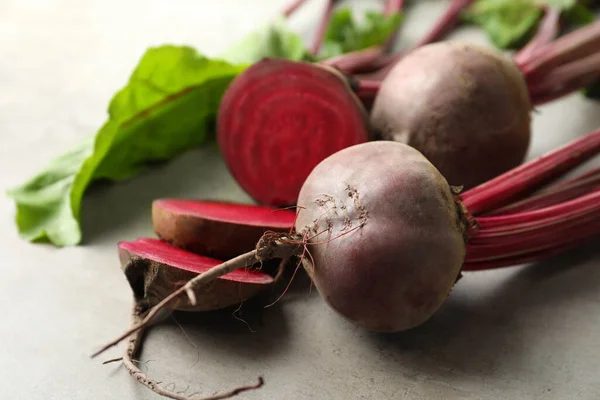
[487, 167, 600, 215]
[282, 0, 309, 18]
[460, 128, 600, 214]
[310, 0, 337, 56]
[513, 7, 562, 66]
[416, 0, 477, 48]
[518, 20, 600, 78]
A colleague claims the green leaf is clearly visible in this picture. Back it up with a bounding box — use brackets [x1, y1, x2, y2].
[220, 18, 309, 64]
[462, 0, 595, 49]
[561, 3, 597, 26]
[462, 0, 544, 49]
[320, 8, 403, 58]
[584, 80, 600, 100]
[7, 45, 245, 246]
[6, 136, 94, 244]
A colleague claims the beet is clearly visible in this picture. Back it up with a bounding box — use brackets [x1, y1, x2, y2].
[370, 41, 532, 189]
[217, 58, 370, 206]
[368, 24, 600, 190]
[119, 238, 273, 312]
[295, 141, 468, 331]
[152, 199, 296, 259]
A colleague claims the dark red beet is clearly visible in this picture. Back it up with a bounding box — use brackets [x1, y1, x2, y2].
[369, 25, 600, 189]
[370, 41, 532, 190]
[152, 199, 297, 259]
[217, 58, 370, 206]
[294, 142, 467, 332]
[119, 238, 273, 311]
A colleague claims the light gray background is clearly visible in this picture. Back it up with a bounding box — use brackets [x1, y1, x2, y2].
[2, 1, 600, 399]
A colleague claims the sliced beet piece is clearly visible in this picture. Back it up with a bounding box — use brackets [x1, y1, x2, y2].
[119, 238, 273, 312]
[152, 199, 297, 260]
[217, 58, 370, 206]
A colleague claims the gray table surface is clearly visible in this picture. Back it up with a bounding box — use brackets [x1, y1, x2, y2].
[2, 1, 600, 399]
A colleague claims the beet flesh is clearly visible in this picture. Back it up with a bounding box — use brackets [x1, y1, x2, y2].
[370, 41, 532, 189]
[295, 141, 467, 332]
[152, 199, 297, 260]
[217, 58, 370, 206]
[119, 238, 273, 311]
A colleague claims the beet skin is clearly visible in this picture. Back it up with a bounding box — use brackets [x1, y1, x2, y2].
[370, 41, 532, 189]
[295, 141, 468, 332]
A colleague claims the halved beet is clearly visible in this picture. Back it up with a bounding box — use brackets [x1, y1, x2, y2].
[217, 58, 370, 206]
[152, 199, 297, 259]
[119, 238, 273, 312]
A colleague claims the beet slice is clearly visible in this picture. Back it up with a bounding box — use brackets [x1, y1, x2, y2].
[217, 58, 370, 206]
[152, 199, 297, 259]
[119, 238, 273, 312]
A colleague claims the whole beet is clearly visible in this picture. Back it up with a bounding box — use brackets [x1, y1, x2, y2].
[295, 141, 468, 332]
[370, 41, 532, 189]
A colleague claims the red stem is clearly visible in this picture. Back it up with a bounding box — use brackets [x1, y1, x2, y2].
[461, 128, 600, 215]
[282, 0, 309, 17]
[471, 208, 600, 245]
[486, 167, 600, 216]
[460, 128, 600, 269]
[475, 189, 600, 232]
[528, 52, 600, 105]
[311, 0, 336, 56]
[514, 7, 561, 67]
[466, 215, 600, 262]
[414, 0, 476, 48]
[319, 0, 405, 74]
[383, 0, 405, 52]
[355, 79, 381, 98]
[321, 0, 472, 76]
[384, 0, 404, 15]
[463, 223, 600, 270]
[352, 0, 476, 77]
[519, 21, 600, 78]
[321, 47, 387, 75]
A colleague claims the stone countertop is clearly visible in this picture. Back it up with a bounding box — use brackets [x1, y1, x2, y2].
[1, 1, 600, 399]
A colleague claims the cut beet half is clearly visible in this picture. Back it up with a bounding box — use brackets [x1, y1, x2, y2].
[217, 58, 370, 206]
[118, 238, 274, 312]
[152, 199, 297, 259]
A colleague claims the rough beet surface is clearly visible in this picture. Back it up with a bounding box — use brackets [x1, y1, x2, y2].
[370, 41, 532, 189]
[119, 238, 273, 312]
[295, 141, 467, 332]
[217, 58, 370, 206]
[152, 199, 297, 260]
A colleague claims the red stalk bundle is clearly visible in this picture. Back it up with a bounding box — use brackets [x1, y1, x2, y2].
[460, 128, 600, 269]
